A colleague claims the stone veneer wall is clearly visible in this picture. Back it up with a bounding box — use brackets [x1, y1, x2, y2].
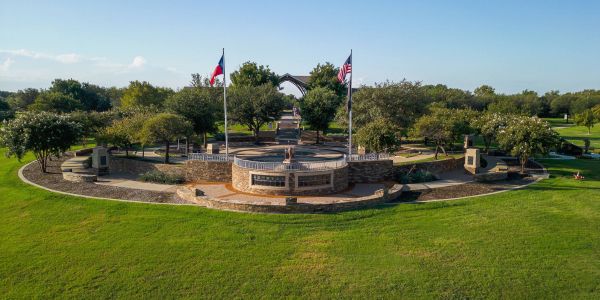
[393, 156, 465, 178]
[185, 160, 232, 182]
[177, 183, 404, 214]
[109, 157, 232, 182]
[231, 164, 348, 196]
[347, 160, 394, 183]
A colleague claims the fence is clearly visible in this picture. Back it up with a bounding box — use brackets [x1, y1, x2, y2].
[347, 153, 392, 161]
[188, 153, 234, 162]
[234, 156, 347, 171]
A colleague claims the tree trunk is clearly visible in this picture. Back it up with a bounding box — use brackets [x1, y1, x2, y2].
[254, 127, 260, 144]
[441, 145, 448, 157]
[142, 145, 145, 158]
[203, 132, 208, 149]
[316, 130, 320, 144]
[165, 141, 170, 164]
[434, 146, 439, 160]
[520, 156, 527, 174]
[186, 138, 189, 156]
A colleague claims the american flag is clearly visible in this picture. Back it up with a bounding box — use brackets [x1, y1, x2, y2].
[337, 54, 352, 83]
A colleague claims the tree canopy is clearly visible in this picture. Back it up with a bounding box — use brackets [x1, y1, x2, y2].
[49, 79, 112, 111]
[228, 84, 285, 141]
[165, 87, 220, 146]
[230, 62, 279, 87]
[307, 62, 346, 98]
[0, 112, 82, 172]
[355, 119, 401, 153]
[140, 113, 193, 163]
[120, 81, 173, 109]
[29, 91, 83, 113]
[300, 87, 341, 144]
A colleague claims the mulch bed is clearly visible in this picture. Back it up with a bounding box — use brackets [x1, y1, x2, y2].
[21, 154, 191, 204]
[400, 176, 536, 202]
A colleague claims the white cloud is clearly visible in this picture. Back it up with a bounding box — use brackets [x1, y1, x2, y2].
[0, 57, 14, 72]
[129, 56, 147, 69]
[0, 49, 82, 64]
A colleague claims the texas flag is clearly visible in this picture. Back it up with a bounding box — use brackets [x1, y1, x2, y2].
[210, 54, 224, 86]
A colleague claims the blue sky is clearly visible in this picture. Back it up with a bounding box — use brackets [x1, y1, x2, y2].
[1, 0, 600, 96]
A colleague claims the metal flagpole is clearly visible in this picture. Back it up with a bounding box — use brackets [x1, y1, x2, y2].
[223, 48, 229, 157]
[348, 49, 353, 156]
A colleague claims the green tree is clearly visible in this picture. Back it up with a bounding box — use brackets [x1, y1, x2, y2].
[6, 88, 39, 110]
[496, 116, 559, 173]
[228, 84, 285, 142]
[574, 109, 596, 134]
[49, 79, 112, 111]
[140, 113, 193, 163]
[415, 108, 475, 159]
[98, 112, 149, 157]
[165, 88, 220, 148]
[472, 112, 510, 153]
[230, 62, 279, 87]
[29, 91, 82, 113]
[474, 85, 496, 98]
[0, 112, 82, 172]
[299, 87, 341, 144]
[0, 98, 13, 121]
[306, 62, 346, 98]
[120, 81, 172, 109]
[355, 119, 401, 153]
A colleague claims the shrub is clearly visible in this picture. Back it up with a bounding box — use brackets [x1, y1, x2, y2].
[139, 170, 184, 184]
[399, 170, 437, 184]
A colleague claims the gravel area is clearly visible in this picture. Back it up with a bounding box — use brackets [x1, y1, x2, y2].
[401, 177, 535, 201]
[21, 154, 192, 204]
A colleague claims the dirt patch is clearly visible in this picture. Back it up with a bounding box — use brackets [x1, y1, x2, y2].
[400, 177, 535, 201]
[21, 154, 191, 204]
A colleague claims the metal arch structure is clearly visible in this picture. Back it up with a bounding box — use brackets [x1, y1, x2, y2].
[279, 73, 309, 96]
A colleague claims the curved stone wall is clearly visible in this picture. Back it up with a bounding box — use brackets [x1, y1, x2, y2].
[231, 163, 348, 196]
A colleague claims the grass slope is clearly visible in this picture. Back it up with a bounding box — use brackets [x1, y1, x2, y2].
[1, 150, 599, 298]
[556, 124, 600, 151]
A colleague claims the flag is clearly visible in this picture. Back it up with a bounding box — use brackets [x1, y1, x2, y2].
[210, 55, 224, 86]
[337, 54, 352, 83]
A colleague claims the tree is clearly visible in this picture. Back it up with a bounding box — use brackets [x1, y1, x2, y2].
[230, 62, 279, 87]
[228, 84, 285, 142]
[306, 62, 346, 98]
[98, 112, 149, 157]
[49, 79, 112, 111]
[344, 80, 429, 131]
[496, 116, 559, 173]
[190, 73, 223, 88]
[472, 112, 510, 153]
[0, 99, 13, 121]
[355, 119, 401, 153]
[474, 85, 496, 98]
[69, 111, 114, 146]
[140, 113, 193, 163]
[165, 88, 220, 148]
[299, 87, 341, 144]
[415, 108, 475, 159]
[574, 109, 596, 134]
[120, 81, 172, 109]
[6, 88, 39, 110]
[0, 112, 82, 172]
[29, 91, 82, 113]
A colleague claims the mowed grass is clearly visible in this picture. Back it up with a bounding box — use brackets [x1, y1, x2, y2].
[1, 150, 600, 298]
[556, 123, 600, 150]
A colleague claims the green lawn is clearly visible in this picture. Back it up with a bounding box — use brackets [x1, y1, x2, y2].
[542, 117, 573, 128]
[555, 123, 600, 150]
[1, 150, 600, 298]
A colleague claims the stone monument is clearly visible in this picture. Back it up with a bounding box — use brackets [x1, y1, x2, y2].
[206, 143, 220, 154]
[464, 148, 480, 175]
[92, 146, 109, 175]
[464, 135, 474, 149]
[283, 146, 296, 164]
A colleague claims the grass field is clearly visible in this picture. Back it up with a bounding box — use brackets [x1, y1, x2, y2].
[1, 150, 600, 298]
[542, 117, 573, 128]
[555, 123, 600, 151]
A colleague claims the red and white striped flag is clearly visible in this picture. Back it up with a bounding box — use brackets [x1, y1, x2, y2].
[337, 54, 352, 83]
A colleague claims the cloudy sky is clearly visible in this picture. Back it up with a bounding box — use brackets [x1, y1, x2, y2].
[2, 0, 600, 96]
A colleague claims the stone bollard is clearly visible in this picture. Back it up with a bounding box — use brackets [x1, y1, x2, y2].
[285, 197, 297, 205]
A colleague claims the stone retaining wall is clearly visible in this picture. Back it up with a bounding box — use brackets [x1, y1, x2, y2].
[185, 160, 232, 182]
[347, 160, 394, 183]
[177, 183, 403, 214]
[231, 164, 348, 196]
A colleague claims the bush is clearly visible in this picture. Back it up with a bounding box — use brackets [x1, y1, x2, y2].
[399, 170, 437, 184]
[139, 170, 184, 184]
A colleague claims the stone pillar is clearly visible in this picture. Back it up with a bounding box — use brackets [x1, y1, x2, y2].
[92, 146, 109, 175]
[357, 145, 366, 155]
[464, 148, 480, 174]
[464, 135, 474, 150]
[206, 143, 220, 154]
